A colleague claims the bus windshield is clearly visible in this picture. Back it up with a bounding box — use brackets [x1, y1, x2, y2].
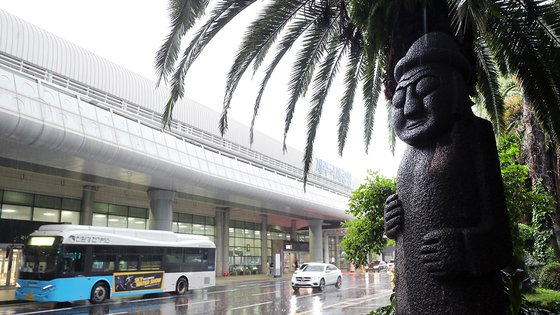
[20, 237, 60, 274]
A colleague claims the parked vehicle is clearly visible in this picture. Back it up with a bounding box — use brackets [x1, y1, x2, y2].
[291, 263, 342, 292]
[366, 260, 388, 272]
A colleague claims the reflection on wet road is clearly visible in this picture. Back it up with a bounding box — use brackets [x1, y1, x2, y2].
[0, 272, 392, 314]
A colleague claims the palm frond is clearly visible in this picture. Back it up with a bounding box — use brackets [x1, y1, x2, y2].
[473, 36, 504, 135]
[485, 1, 560, 142]
[303, 37, 347, 186]
[155, 0, 208, 86]
[282, 7, 341, 152]
[337, 43, 362, 156]
[162, 0, 258, 127]
[361, 53, 384, 154]
[220, 0, 319, 135]
[250, 18, 318, 145]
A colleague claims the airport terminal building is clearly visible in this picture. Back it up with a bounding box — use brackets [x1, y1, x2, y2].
[0, 10, 353, 287]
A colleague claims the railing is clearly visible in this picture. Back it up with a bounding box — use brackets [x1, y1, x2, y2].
[0, 51, 352, 196]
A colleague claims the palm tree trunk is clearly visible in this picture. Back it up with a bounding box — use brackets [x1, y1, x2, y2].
[522, 101, 560, 258]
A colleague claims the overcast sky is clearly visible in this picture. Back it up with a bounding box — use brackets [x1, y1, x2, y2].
[1, 0, 404, 184]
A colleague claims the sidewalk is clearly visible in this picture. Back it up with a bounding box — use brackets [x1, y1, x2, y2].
[0, 288, 17, 305]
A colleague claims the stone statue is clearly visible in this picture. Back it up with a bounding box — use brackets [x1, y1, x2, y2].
[384, 32, 513, 314]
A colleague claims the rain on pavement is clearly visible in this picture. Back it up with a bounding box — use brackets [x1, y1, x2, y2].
[0, 272, 392, 315]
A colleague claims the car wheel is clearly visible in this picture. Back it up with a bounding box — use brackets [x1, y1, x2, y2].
[335, 276, 342, 289]
[176, 277, 188, 295]
[90, 282, 108, 304]
[317, 278, 325, 292]
[292, 287, 299, 291]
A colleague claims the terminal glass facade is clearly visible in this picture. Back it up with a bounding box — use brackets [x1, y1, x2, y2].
[229, 220, 262, 275]
[0, 190, 81, 225]
[92, 202, 148, 229]
[172, 213, 215, 242]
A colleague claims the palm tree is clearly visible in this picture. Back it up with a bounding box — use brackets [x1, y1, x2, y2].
[155, 0, 560, 183]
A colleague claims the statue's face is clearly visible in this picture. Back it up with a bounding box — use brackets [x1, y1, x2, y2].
[392, 66, 461, 145]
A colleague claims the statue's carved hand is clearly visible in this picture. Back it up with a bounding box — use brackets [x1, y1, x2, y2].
[384, 194, 404, 239]
[421, 229, 465, 279]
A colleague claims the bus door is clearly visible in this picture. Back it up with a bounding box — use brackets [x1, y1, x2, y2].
[0, 246, 22, 287]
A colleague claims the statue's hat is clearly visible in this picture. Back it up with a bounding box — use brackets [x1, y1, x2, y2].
[394, 32, 471, 82]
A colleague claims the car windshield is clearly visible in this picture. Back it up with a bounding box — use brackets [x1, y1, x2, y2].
[302, 265, 325, 272]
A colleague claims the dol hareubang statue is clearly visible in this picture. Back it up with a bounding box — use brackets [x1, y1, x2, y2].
[384, 32, 513, 314]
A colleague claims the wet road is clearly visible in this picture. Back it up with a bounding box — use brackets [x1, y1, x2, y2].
[0, 272, 392, 315]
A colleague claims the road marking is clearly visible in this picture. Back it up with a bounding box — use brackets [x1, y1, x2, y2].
[207, 289, 238, 294]
[295, 290, 392, 314]
[295, 292, 322, 299]
[175, 299, 218, 307]
[252, 291, 274, 296]
[230, 301, 273, 310]
[129, 295, 175, 303]
[16, 308, 72, 315]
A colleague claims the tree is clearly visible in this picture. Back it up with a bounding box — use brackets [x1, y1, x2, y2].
[339, 171, 395, 267]
[156, 0, 560, 182]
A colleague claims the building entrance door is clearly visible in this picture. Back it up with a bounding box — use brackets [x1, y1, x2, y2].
[0, 247, 21, 287]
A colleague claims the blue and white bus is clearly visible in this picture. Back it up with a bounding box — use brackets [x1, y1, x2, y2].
[15, 224, 215, 303]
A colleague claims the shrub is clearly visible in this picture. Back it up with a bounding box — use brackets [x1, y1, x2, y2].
[539, 263, 560, 291]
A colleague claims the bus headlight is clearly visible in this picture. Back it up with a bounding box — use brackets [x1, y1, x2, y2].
[42, 284, 54, 291]
[16, 282, 20, 288]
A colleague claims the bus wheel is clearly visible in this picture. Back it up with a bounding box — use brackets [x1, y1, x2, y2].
[176, 277, 188, 295]
[90, 282, 108, 304]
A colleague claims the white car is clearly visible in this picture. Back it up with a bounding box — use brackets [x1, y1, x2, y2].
[291, 263, 342, 292]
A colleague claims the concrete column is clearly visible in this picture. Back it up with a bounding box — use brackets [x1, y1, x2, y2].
[290, 220, 297, 241]
[323, 233, 330, 264]
[308, 220, 323, 262]
[148, 190, 176, 231]
[80, 185, 96, 225]
[222, 208, 230, 275]
[215, 207, 230, 276]
[261, 214, 268, 274]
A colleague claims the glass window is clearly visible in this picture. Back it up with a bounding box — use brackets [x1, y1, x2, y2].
[118, 255, 139, 271]
[178, 222, 192, 234]
[165, 248, 183, 264]
[3, 191, 33, 206]
[130, 218, 146, 229]
[193, 215, 205, 225]
[61, 198, 81, 211]
[234, 228, 243, 238]
[34, 195, 61, 209]
[140, 255, 162, 270]
[32, 208, 60, 223]
[172, 221, 179, 233]
[1, 204, 32, 220]
[245, 229, 254, 238]
[129, 207, 147, 219]
[62, 245, 86, 273]
[206, 217, 214, 225]
[173, 212, 179, 221]
[61, 211, 80, 225]
[91, 255, 115, 273]
[93, 214, 108, 227]
[93, 203, 109, 214]
[108, 215, 127, 228]
[109, 205, 128, 216]
[205, 225, 214, 236]
[192, 223, 204, 235]
[179, 213, 192, 223]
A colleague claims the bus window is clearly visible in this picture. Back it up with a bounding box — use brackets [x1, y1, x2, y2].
[165, 248, 183, 264]
[140, 255, 162, 270]
[91, 255, 115, 273]
[118, 255, 139, 271]
[62, 245, 86, 273]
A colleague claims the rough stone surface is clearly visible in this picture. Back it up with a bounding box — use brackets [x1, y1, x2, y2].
[384, 32, 513, 315]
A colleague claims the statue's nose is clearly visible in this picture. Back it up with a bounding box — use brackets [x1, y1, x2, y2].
[403, 87, 423, 118]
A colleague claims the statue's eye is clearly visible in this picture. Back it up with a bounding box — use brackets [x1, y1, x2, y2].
[393, 88, 405, 108]
[415, 76, 439, 98]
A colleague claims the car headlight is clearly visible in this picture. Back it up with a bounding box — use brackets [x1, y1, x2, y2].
[312, 277, 319, 281]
